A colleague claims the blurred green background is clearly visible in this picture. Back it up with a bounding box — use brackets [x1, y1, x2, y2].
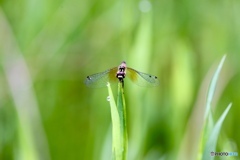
[0, 0, 240, 160]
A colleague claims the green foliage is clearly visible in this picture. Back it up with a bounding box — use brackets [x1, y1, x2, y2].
[0, 1, 240, 160]
[107, 82, 127, 160]
[200, 55, 232, 160]
[202, 103, 232, 160]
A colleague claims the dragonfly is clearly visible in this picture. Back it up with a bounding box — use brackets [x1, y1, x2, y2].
[85, 61, 159, 88]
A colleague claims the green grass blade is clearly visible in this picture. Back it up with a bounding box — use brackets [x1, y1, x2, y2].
[0, 10, 50, 160]
[198, 55, 228, 159]
[116, 83, 128, 160]
[204, 55, 226, 120]
[107, 83, 121, 159]
[107, 82, 128, 160]
[202, 103, 232, 160]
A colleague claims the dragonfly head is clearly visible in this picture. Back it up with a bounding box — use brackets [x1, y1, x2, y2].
[118, 61, 127, 72]
[116, 61, 127, 80]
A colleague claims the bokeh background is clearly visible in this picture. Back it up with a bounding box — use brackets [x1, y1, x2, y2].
[0, 0, 240, 160]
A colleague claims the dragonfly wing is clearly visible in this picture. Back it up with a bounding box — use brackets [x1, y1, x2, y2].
[85, 67, 118, 88]
[127, 67, 159, 87]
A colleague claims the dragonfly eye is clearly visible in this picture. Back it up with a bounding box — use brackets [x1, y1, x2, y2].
[119, 67, 125, 72]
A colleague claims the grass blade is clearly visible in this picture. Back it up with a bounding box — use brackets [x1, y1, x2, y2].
[202, 103, 232, 160]
[116, 83, 128, 160]
[197, 55, 232, 160]
[107, 82, 128, 160]
[204, 55, 226, 119]
[0, 10, 50, 160]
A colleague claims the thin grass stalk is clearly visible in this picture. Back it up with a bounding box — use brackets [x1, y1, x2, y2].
[198, 55, 232, 160]
[0, 10, 50, 160]
[107, 82, 128, 160]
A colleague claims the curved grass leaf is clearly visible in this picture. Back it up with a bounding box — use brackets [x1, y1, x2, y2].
[198, 55, 232, 160]
[204, 55, 226, 119]
[107, 82, 128, 160]
[202, 103, 232, 160]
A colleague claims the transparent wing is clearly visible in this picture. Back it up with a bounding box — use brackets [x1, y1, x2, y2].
[126, 67, 159, 87]
[84, 67, 118, 88]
